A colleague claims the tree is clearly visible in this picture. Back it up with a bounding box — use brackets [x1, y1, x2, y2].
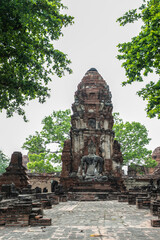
[22, 131, 46, 155]
[0, 0, 74, 121]
[113, 113, 157, 168]
[22, 109, 71, 172]
[117, 0, 160, 119]
[0, 150, 9, 173]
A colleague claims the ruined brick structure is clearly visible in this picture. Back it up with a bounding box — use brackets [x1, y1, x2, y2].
[61, 68, 125, 194]
[28, 173, 60, 192]
[0, 152, 29, 191]
[152, 147, 160, 165]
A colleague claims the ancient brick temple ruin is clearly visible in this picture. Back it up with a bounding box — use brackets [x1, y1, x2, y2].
[60, 68, 125, 198]
[0, 152, 29, 191]
[0, 152, 60, 227]
[1, 69, 160, 228]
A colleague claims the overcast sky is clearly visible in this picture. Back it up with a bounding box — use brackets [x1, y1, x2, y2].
[0, 0, 159, 158]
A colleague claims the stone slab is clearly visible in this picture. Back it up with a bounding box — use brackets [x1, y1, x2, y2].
[0, 201, 160, 239]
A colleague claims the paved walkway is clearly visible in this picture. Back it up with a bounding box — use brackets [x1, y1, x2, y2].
[0, 201, 160, 239]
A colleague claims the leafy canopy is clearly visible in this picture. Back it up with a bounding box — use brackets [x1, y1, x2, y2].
[22, 109, 71, 173]
[0, 0, 74, 121]
[0, 150, 9, 174]
[113, 112, 157, 168]
[117, 0, 160, 119]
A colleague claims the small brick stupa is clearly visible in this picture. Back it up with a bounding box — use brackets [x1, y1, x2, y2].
[60, 69, 125, 197]
[0, 152, 29, 191]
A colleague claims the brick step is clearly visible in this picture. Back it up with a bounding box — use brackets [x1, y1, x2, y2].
[31, 207, 43, 215]
[68, 191, 120, 201]
[151, 220, 160, 227]
[41, 200, 52, 209]
[68, 191, 118, 194]
[29, 218, 51, 226]
[71, 185, 113, 192]
[32, 202, 42, 208]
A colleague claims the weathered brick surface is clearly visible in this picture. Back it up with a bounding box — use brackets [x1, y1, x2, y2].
[48, 194, 59, 205]
[0, 152, 29, 191]
[158, 207, 160, 219]
[28, 172, 60, 193]
[136, 197, 151, 209]
[118, 194, 129, 202]
[0, 203, 32, 227]
[68, 191, 121, 201]
[61, 69, 125, 196]
[29, 217, 51, 226]
[41, 199, 52, 209]
[152, 147, 160, 165]
[59, 195, 68, 202]
[150, 201, 160, 216]
[1, 201, 160, 238]
[151, 219, 160, 227]
[0, 196, 53, 227]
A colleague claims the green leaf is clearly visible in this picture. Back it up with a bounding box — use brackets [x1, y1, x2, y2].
[23, 109, 71, 173]
[0, 0, 74, 121]
[0, 150, 9, 173]
[113, 112, 155, 167]
[117, 0, 160, 119]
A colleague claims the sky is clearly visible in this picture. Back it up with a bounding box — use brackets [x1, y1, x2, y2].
[0, 0, 159, 158]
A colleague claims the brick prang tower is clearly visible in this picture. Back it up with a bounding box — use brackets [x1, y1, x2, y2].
[61, 68, 125, 193]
